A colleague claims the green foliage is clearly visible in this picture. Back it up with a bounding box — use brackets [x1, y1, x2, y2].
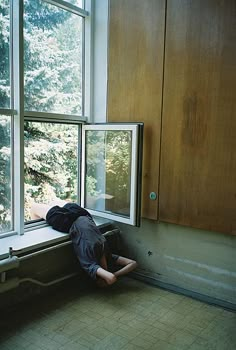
[0, 0, 82, 228]
[0, 0, 10, 108]
[86, 131, 131, 215]
[0, 0, 132, 231]
[24, 122, 78, 220]
[24, 0, 82, 114]
[0, 116, 11, 232]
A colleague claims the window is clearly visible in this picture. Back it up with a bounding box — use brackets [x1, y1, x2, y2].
[0, 0, 10, 109]
[0, 0, 12, 234]
[0, 0, 143, 237]
[81, 124, 143, 226]
[66, 0, 84, 8]
[24, 121, 79, 222]
[0, 115, 12, 233]
[0, 0, 91, 237]
[24, 0, 83, 115]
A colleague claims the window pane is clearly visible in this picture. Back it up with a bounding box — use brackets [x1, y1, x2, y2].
[24, 122, 79, 222]
[66, 0, 84, 8]
[85, 130, 132, 217]
[0, 115, 12, 233]
[24, 0, 83, 115]
[0, 0, 10, 108]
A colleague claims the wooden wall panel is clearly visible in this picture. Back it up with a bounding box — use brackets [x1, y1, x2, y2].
[107, 0, 166, 219]
[159, 0, 236, 234]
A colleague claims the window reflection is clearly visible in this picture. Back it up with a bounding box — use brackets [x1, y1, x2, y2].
[85, 130, 132, 217]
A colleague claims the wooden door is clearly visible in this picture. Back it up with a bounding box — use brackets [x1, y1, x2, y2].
[107, 0, 166, 219]
[159, 0, 236, 234]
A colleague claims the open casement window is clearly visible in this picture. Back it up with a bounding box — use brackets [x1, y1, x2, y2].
[81, 124, 143, 226]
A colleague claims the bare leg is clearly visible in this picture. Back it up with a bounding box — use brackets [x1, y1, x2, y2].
[48, 199, 68, 207]
[30, 203, 51, 220]
[30, 198, 68, 220]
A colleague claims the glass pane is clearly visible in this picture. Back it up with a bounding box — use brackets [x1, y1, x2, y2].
[0, 115, 12, 233]
[0, 0, 10, 108]
[24, 122, 79, 222]
[24, 0, 83, 115]
[85, 130, 132, 217]
[66, 0, 84, 8]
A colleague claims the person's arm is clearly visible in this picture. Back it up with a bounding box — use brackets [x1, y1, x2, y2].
[113, 256, 137, 278]
[96, 267, 117, 285]
[95, 254, 117, 286]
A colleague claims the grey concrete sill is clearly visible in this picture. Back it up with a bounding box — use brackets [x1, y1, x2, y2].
[0, 217, 112, 260]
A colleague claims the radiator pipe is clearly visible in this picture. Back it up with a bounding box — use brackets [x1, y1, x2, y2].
[0, 272, 78, 294]
[0, 256, 20, 273]
[0, 241, 71, 274]
[19, 272, 78, 287]
[19, 241, 72, 261]
[0, 277, 20, 293]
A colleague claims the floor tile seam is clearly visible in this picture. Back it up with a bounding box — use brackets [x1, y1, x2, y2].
[72, 338, 99, 349]
[157, 301, 184, 309]
[56, 318, 89, 327]
[113, 325, 147, 339]
[51, 334, 75, 346]
[138, 330, 167, 344]
[125, 337, 156, 350]
[72, 328, 106, 344]
[79, 332, 129, 349]
[118, 311, 159, 322]
[142, 325, 177, 337]
[52, 318, 77, 330]
[170, 304, 197, 312]
[115, 311, 141, 322]
[89, 320, 121, 331]
[166, 328, 199, 346]
[117, 316, 151, 327]
[194, 322, 219, 339]
[13, 334, 47, 344]
[66, 323, 95, 332]
[194, 336, 236, 348]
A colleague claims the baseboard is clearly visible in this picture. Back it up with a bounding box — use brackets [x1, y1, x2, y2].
[130, 270, 236, 312]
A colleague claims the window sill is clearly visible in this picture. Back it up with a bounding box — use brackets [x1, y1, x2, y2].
[0, 217, 112, 260]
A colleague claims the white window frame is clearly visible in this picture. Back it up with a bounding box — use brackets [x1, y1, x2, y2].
[1, 0, 143, 242]
[0, 0, 94, 238]
[81, 123, 143, 226]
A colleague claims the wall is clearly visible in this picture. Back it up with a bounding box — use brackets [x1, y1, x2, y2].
[117, 220, 236, 307]
[106, 0, 236, 308]
[0, 223, 116, 309]
[0, 245, 78, 309]
[1, 221, 235, 309]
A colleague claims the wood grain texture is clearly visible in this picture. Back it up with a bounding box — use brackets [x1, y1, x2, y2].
[159, 0, 236, 234]
[107, 0, 166, 219]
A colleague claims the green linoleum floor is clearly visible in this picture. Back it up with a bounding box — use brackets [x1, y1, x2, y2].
[0, 277, 235, 350]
